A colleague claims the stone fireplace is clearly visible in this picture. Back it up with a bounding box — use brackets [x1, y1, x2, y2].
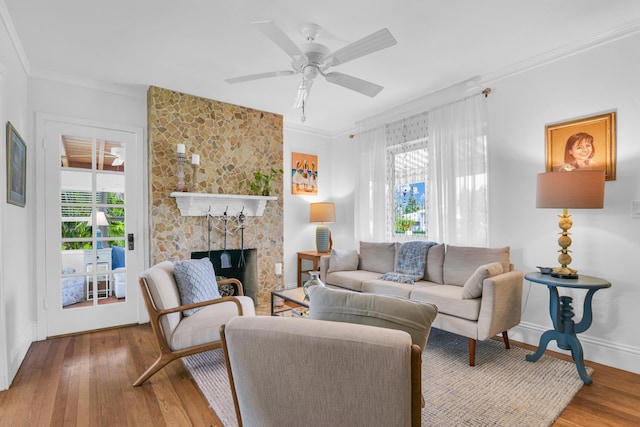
[147, 86, 284, 308]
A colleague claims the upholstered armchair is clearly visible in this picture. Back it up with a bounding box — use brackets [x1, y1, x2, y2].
[134, 260, 255, 386]
[221, 316, 423, 427]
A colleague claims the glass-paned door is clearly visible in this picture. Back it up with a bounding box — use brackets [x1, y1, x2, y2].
[43, 119, 141, 336]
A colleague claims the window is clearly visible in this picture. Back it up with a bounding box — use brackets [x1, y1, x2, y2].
[387, 138, 428, 240]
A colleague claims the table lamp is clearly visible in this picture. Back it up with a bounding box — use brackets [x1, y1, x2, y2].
[87, 211, 109, 249]
[536, 170, 605, 278]
[310, 202, 336, 253]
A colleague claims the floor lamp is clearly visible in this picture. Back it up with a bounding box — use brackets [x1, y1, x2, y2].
[536, 170, 605, 278]
[310, 202, 335, 253]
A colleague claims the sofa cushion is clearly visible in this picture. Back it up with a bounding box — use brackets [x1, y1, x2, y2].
[461, 262, 504, 299]
[359, 241, 397, 274]
[409, 285, 481, 321]
[424, 243, 445, 284]
[325, 270, 382, 292]
[173, 258, 221, 316]
[443, 245, 510, 286]
[327, 248, 359, 273]
[308, 286, 438, 351]
[361, 279, 414, 299]
[361, 279, 439, 300]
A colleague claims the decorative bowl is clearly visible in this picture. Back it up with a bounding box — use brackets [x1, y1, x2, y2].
[536, 266, 552, 274]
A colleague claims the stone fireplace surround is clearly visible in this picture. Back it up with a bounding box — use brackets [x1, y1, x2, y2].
[147, 86, 284, 308]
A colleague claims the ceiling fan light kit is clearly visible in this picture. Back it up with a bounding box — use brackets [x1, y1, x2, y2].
[225, 21, 397, 122]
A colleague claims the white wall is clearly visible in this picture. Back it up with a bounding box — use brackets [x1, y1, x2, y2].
[282, 127, 334, 288]
[314, 31, 640, 374]
[0, 9, 31, 390]
[487, 32, 640, 373]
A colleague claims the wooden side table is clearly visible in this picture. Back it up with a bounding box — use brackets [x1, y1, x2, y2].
[524, 272, 611, 384]
[297, 251, 329, 287]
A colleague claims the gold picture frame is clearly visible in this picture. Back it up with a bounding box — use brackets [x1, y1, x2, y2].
[545, 111, 616, 181]
[6, 122, 27, 207]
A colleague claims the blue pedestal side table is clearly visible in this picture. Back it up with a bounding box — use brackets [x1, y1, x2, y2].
[524, 272, 611, 384]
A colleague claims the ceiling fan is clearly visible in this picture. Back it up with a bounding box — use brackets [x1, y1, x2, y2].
[225, 21, 397, 121]
[110, 147, 125, 166]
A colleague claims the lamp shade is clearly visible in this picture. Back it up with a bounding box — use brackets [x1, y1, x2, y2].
[536, 170, 605, 209]
[309, 202, 336, 223]
[87, 211, 109, 226]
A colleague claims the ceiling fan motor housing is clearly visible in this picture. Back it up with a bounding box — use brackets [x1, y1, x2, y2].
[292, 42, 330, 77]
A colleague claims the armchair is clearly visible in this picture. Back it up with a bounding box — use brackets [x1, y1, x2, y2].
[134, 260, 255, 386]
[221, 316, 422, 427]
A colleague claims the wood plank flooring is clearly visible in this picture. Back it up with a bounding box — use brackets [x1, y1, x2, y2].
[0, 324, 638, 426]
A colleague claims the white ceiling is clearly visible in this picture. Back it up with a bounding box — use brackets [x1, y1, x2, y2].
[5, 0, 640, 135]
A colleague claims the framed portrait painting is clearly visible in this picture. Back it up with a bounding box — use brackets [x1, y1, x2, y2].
[6, 122, 27, 207]
[291, 152, 318, 195]
[545, 111, 616, 181]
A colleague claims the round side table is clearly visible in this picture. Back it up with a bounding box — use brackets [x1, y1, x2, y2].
[524, 272, 611, 384]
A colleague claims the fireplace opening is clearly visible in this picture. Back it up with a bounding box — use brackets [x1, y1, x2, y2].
[191, 249, 258, 305]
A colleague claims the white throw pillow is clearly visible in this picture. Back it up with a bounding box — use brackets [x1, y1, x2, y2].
[461, 262, 504, 299]
[327, 248, 359, 273]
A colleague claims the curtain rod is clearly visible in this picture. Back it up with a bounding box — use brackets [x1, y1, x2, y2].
[349, 87, 492, 139]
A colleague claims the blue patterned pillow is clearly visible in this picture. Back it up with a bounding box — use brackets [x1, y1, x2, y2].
[173, 258, 221, 316]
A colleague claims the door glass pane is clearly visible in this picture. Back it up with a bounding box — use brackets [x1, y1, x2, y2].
[60, 135, 127, 309]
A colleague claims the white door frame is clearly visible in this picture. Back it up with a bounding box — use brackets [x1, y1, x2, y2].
[0, 60, 8, 390]
[35, 113, 148, 340]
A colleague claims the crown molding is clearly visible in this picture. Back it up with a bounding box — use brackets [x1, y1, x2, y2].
[482, 19, 640, 85]
[29, 69, 147, 99]
[0, 0, 31, 75]
[355, 20, 640, 132]
[283, 121, 334, 138]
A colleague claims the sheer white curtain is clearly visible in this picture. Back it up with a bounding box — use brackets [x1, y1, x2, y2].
[354, 125, 387, 242]
[427, 94, 488, 246]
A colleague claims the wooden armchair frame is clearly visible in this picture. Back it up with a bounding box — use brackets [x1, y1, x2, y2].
[133, 276, 246, 387]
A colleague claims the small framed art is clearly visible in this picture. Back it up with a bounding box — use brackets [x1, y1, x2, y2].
[545, 111, 616, 181]
[6, 122, 27, 207]
[291, 152, 318, 195]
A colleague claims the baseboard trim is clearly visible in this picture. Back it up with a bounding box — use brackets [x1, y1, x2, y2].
[7, 321, 37, 387]
[510, 322, 640, 375]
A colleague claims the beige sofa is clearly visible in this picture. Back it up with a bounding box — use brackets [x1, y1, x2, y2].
[319, 241, 524, 365]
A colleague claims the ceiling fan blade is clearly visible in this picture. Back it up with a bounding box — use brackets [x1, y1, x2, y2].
[324, 28, 397, 67]
[291, 78, 313, 109]
[253, 21, 306, 60]
[112, 158, 124, 166]
[325, 72, 383, 97]
[225, 70, 295, 84]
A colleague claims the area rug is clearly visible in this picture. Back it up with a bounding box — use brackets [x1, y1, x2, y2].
[183, 328, 592, 426]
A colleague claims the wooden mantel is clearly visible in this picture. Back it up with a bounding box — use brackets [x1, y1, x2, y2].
[170, 192, 277, 217]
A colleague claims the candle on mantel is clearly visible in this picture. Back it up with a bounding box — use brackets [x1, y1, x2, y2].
[177, 143, 186, 154]
[191, 154, 200, 165]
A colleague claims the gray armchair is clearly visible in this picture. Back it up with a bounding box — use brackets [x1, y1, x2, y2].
[221, 316, 423, 427]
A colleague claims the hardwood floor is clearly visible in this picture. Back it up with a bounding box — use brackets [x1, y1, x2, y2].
[0, 324, 638, 426]
[0, 325, 223, 427]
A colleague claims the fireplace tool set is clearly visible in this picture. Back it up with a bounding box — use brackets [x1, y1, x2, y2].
[206, 206, 248, 269]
